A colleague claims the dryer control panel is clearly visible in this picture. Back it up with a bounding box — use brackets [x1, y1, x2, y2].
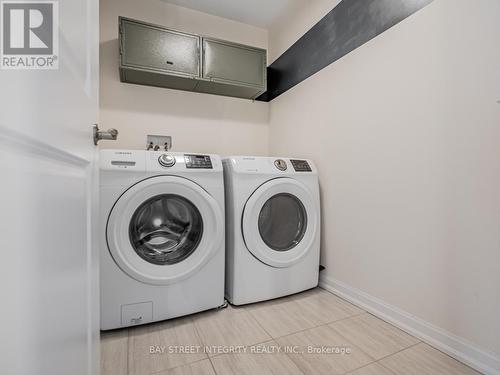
[223, 156, 317, 175]
[290, 159, 312, 172]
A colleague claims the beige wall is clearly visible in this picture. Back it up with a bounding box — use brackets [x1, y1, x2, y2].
[269, 0, 500, 358]
[99, 0, 269, 155]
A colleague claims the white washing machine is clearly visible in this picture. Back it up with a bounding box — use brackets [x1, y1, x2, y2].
[100, 150, 225, 330]
[223, 156, 320, 305]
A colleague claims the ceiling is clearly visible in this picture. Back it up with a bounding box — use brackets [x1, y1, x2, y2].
[161, 0, 300, 29]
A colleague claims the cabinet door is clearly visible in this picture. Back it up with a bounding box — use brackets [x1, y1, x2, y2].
[202, 38, 266, 88]
[120, 18, 200, 77]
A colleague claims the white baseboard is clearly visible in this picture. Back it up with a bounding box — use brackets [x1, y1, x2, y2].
[319, 275, 500, 375]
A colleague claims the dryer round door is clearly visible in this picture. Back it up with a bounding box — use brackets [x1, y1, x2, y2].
[242, 178, 318, 268]
[107, 176, 223, 285]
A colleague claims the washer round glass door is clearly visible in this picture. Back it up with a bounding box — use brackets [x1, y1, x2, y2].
[129, 194, 203, 266]
[242, 178, 318, 268]
[107, 176, 223, 285]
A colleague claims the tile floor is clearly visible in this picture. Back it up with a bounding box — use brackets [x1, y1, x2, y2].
[101, 288, 481, 375]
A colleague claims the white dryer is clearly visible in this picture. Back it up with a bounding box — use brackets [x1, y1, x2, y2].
[100, 150, 225, 330]
[223, 156, 320, 305]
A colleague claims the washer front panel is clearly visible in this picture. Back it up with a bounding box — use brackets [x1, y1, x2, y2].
[242, 178, 317, 268]
[107, 176, 223, 285]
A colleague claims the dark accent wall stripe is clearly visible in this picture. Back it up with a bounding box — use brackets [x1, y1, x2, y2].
[257, 0, 433, 102]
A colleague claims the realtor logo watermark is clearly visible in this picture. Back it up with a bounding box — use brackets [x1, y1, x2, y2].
[1, 1, 58, 69]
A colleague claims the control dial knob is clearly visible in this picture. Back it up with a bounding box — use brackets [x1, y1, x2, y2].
[274, 159, 287, 171]
[158, 154, 176, 167]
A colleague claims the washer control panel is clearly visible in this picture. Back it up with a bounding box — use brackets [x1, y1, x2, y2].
[158, 154, 176, 167]
[290, 159, 312, 172]
[185, 154, 213, 169]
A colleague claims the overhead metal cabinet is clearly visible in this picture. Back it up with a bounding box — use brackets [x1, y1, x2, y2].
[197, 38, 267, 99]
[119, 17, 267, 100]
[119, 17, 200, 91]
